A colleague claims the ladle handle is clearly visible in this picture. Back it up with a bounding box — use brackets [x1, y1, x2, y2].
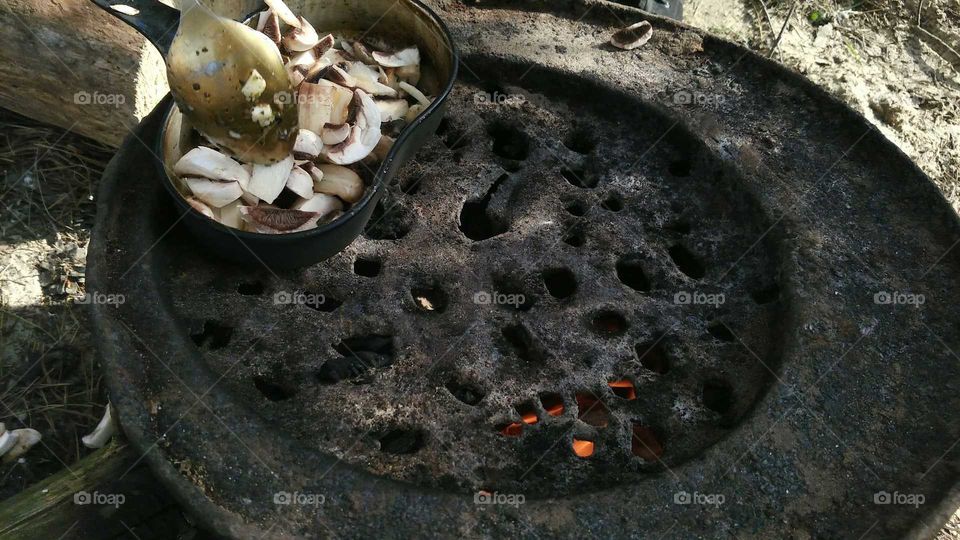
[88, 0, 181, 56]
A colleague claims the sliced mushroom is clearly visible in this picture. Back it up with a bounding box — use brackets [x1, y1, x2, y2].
[260, 11, 281, 44]
[315, 164, 364, 203]
[247, 154, 295, 204]
[372, 46, 420, 68]
[351, 41, 377, 64]
[264, 0, 300, 28]
[293, 128, 323, 158]
[610, 21, 653, 50]
[313, 80, 354, 125]
[0, 426, 18, 457]
[395, 64, 420, 86]
[293, 193, 344, 215]
[315, 34, 335, 55]
[173, 146, 250, 189]
[3, 428, 40, 462]
[346, 62, 398, 96]
[324, 89, 382, 165]
[255, 10, 271, 31]
[283, 16, 320, 52]
[288, 66, 306, 88]
[286, 166, 315, 199]
[404, 103, 424, 123]
[184, 177, 243, 208]
[240, 206, 321, 233]
[321, 122, 350, 145]
[219, 199, 243, 228]
[398, 81, 431, 107]
[186, 197, 216, 218]
[297, 82, 335, 133]
[286, 48, 317, 69]
[304, 47, 349, 82]
[82, 403, 117, 449]
[375, 99, 409, 122]
[372, 134, 395, 161]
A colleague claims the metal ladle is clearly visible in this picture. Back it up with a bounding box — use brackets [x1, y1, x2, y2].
[91, 0, 297, 164]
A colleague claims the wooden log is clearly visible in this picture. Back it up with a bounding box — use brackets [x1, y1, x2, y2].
[0, 0, 259, 148]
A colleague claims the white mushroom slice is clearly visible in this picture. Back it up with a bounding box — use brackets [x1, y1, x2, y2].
[322, 65, 356, 88]
[321, 123, 350, 145]
[264, 0, 300, 28]
[240, 206, 320, 234]
[242, 69, 267, 101]
[0, 429, 18, 457]
[173, 147, 250, 189]
[293, 193, 344, 215]
[305, 47, 349, 81]
[288, 67, 306, 88]
[286, 166, 315, 199]
[82, 403, 117, 449]
[293, 129, 323, 158]
[398, 81, 431, 107]
[283, 16, 320, 52]
[375, 99, 409, 122]
[372, 46, 420, 68]
[346, 62, 398, 96]
[315, 34, 335, 55]
[240, 191, 260, 206]
[610, 21, 653, 50]
[260, 11, 281, 44]
[324, 90, 382, 165]
[3, 428, 40, 462]
[372, 134, 395, 161]
[297, 82, 334, 133]
[219, 199, 243, 228]
[255, 10, 270, 31]
[186, 197, 216, 218]
[247, 154, 295, 204]
[351, 41, 377, 64]
[286, 48, 317, 69]
[306, 164, 323, 188]
[405, 103, 425, 123]
[315, 80, 354, 125]
[315, 164, 364, 203]
[395, 63, 421, 86]
[184, 177, 243, 208]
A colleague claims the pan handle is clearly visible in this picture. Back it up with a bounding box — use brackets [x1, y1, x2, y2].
[88, 0, 181, 56]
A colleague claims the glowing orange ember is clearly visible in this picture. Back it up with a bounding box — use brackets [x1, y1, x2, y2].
[572, 438, 594, 458]
[521, 411, 538, 424]
[545, 402, 564, 416]
[499, 422, 523, 437]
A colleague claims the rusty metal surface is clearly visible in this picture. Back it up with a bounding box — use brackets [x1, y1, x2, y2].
[89, 1, 960, 538]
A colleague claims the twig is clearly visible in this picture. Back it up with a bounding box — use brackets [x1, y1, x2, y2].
[770, 0, 800, 58]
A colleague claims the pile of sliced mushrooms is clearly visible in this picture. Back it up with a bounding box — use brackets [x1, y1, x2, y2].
[172, 0, 432, 234]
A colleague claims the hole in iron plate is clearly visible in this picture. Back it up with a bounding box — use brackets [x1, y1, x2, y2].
[669, 244, 706, 279]
[399, 175, 422, 195]
[635, 340, 670, 374]
[365, 200, 413, 241]
[501, 324, 546, 363]
[600, 192, 624, 212]
[316, 335, 394, 384]
[561, 166, 595, 188]
[631, 424, 663, 461]
[237, 281, 264, 295]
[445, 378, 485, 405]
[190, 321, 233, 350]
[411, 285, 448, 313]
[750, 283, 780, 304]
[379, 428, 424, 454]
[608, 379, 637, 400]
[616, 254, 651, 292]
[703, 379, 734, 414]
[575, 392, 609, 427]
[665, 219, 691, 234]
[516, 402, 539, 425]
[590, 310, 628, 337]
[354, 257, 382, 277]
[487, 121, 530, 160]
[540, 393, 565, 416]
[564, 199, 588, 217]
[707, 321, 736, 342]
[563, 226, 586, 247]
[491, 275, 536, 311]
[253, 375, 295, 401]
[498, 422, 523, 437]
[564, 128, 596, 154]
[543, 268, 577, 299]
[459, 174, 509, 241]
[302, 292, 342, 312]
[668, 158, 692, 177]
